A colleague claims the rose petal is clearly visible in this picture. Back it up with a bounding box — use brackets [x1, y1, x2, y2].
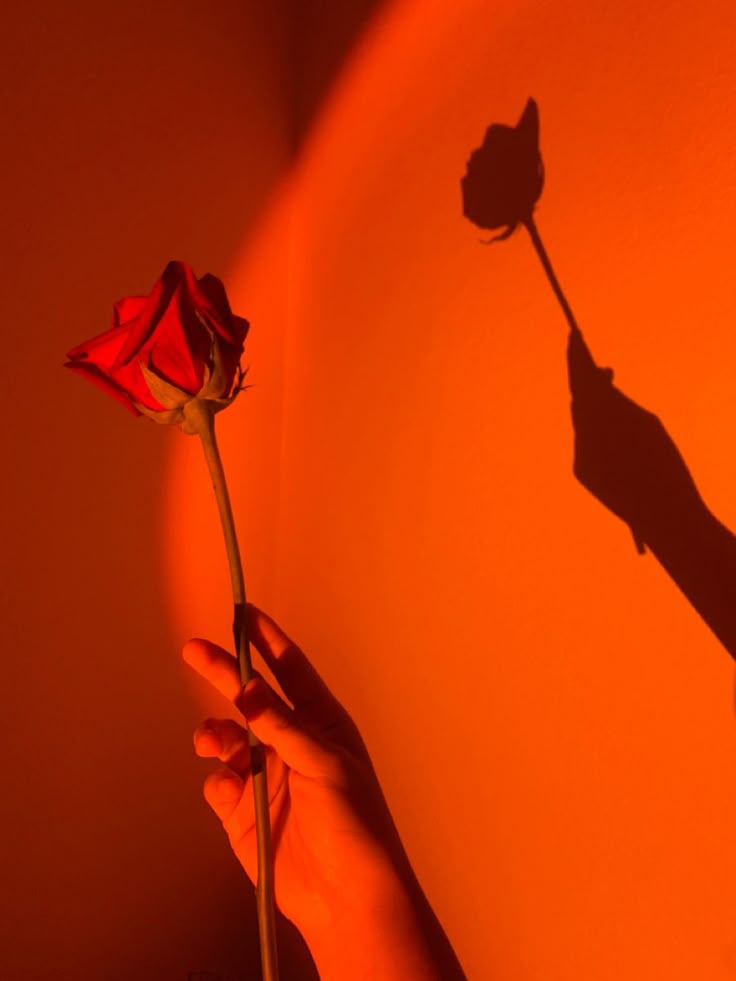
[181, 268, 247, 392]
[196, 272, 250, 347]
[66, 322, 130, 364]
[232, 314, 250, 343]
[112, 261, 184, 370]
[197, 272, 232, 324]
[142, 282, 212, 394]
[112, 295, 149, 328]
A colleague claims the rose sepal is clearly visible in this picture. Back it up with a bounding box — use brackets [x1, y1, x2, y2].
[138, 361, 193, 409]
[132, 382, 248, 432]
[179, 363, 248, 435]
[134, 403, 186, 426]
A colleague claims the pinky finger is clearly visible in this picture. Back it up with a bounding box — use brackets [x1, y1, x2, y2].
[203, 766, 245, 824]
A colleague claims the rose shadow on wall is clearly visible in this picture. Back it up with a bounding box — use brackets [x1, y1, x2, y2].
[463, 97, 736, 668]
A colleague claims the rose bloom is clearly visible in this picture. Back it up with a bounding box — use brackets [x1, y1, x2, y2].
[461, 98, 544, 240]
[65, 260, 249, 421]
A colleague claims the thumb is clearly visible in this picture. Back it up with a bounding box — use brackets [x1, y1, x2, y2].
[238, 677, 338, 780]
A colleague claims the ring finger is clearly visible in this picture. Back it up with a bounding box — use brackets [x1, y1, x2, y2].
[194, 717, 252, 775]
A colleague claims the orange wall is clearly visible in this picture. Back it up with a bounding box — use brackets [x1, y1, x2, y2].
[8, 0, 736, 978]
[170, 0, 736, 978]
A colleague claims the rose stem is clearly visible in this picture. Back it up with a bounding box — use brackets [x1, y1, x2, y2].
[523, 215, 580, 335]
[186, 398, 279, 981]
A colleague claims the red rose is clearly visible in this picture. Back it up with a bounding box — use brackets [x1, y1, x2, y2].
[461, 98, 544, 241]
[65, 260, 249, 427]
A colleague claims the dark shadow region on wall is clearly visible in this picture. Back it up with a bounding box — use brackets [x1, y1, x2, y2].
[289, 0, 387, 145]
[567, 327, 736, 662]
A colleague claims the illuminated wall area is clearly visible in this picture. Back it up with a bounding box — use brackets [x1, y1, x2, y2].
[170, 1, 736, 977]
[5, 0, 736, 979]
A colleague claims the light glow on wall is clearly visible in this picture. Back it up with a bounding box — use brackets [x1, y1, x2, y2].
[165, 0, 736, 976]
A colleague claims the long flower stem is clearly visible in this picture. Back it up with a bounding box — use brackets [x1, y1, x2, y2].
[186, 398, 279, 981]
[523, 215, 580, 334]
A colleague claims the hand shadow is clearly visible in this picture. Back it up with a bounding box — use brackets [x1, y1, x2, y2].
[567, 326, 736, 662]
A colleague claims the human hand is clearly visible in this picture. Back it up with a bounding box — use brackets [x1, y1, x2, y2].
[183, 605, 465, 980]
[567, 327, 703, 552]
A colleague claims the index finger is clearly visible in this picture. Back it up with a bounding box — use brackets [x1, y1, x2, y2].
[182, 638, 293, 717]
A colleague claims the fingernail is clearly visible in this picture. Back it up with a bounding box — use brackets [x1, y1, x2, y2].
[181, 639, 201, 664]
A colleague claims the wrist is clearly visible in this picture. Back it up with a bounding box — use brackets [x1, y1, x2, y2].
[303, 867, 464, 981]
[644, 493, 714, 561]
[644, 498, 736, 656]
